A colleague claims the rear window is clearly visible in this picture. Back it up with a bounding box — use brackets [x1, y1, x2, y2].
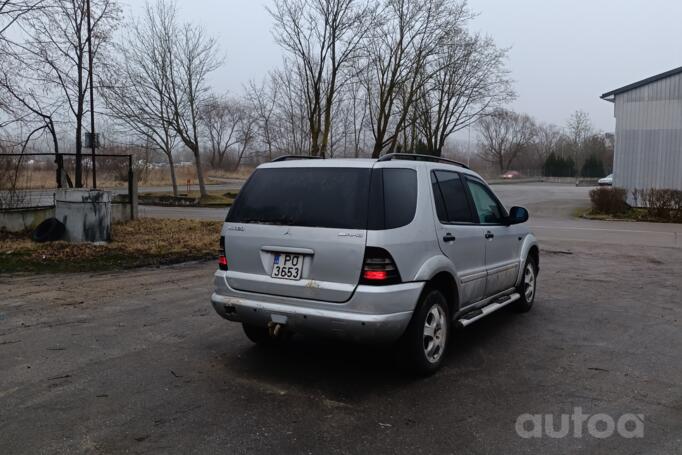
[227, 167, 371, 229]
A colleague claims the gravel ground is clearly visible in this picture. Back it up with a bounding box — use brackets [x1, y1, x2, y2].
[1, 238, 681, 454]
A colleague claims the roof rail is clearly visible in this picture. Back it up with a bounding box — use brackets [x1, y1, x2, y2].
[377, 153, 469, 169]
[271, 155, 323, 162]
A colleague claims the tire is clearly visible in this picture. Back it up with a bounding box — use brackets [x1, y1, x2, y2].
[398, 288, 450, 375]
[513, 256, 538, 313]
[242, 323, 273, 345]
[32, 218, 65, 243]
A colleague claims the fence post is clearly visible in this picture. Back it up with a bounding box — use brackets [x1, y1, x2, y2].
[128, 156, 138, 220]
[55, 154, 64, 189]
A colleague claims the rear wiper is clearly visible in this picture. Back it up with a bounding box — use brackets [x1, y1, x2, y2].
[240, 217, 295, 226]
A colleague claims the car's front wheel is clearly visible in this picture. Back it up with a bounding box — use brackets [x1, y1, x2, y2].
[514, 256, 537, 312]
[398, 288, 450, 375]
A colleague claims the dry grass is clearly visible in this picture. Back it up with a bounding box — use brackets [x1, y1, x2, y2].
[12, 165, 254, 190]
[0, 218, 222, 273]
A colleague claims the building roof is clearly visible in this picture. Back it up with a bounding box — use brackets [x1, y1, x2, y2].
[601, 66, 682, 101]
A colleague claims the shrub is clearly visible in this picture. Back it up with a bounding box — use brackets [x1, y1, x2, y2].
[633, 188, 682, 221]
[589, 187, 629, 215]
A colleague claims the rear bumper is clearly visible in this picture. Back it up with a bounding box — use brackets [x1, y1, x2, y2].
[210, 271, 424, 343]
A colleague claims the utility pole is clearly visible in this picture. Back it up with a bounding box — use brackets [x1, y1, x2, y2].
[86, 0, 97, 188]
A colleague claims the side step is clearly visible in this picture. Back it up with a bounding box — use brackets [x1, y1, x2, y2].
[457, 292, 521, 328]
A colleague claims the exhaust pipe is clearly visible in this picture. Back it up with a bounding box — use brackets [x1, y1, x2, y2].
[268, 321, 284, 338]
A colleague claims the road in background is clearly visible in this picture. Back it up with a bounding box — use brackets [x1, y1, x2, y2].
[494, 184, 682, 248]
[141, 183, 682, 248]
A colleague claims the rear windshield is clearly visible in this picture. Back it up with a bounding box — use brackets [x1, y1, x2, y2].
[227, 167, 371, 229]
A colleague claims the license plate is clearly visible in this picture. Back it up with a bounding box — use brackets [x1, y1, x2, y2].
[271, 253, 303, 280]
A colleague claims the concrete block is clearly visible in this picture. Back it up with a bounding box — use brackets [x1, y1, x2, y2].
[55, 189, 112, 243]
[0, 206, 55, 233]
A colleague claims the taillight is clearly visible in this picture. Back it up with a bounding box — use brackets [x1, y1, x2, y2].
[360, 247, 401, 285]
[219, 236, 228, 271]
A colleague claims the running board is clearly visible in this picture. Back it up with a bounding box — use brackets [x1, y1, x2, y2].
[456, 292, 521, 328]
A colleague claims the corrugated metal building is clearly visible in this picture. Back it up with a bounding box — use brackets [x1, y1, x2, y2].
[601, 66, 682, 205]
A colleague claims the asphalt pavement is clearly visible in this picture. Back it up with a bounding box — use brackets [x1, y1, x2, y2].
[1, 182, 681, 453]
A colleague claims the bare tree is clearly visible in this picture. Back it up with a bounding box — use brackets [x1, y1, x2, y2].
[245, 77, 278, 161]
[19, 0, 120, 187]
[567, 110, 593, 145]
[230, 103, 256, 170]
[566, 109, 593, 166]
[534, 122, 562, 162]
[477, 109, 537, 173]
[415, 20, 514, 156]
[361, 0, 451, 158]
[0, 0, 44, 41]
[268, 0, 373, 157]
[162, 1, 221, 197]
[270, 63, 311, 155]
[340, 78, 369, 157]
[200, 95, 240, 169]
[0, 66, 60, 158]
[101, 0, 179, 195]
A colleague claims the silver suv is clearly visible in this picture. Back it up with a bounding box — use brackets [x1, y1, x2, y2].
[211, 154, 539, 374]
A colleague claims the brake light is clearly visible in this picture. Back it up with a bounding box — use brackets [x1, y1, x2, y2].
[219, 236, 228, 271]
[360, 247, 401, 285]
[363, 270, 388, 281]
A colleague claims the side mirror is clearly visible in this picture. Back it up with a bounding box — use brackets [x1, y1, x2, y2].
[507, 206, 529, 225]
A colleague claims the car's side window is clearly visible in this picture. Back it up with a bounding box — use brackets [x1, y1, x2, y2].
[383, 168, 418, 229]
[431, 170, 474, 224]
[465, 178, 505, 224]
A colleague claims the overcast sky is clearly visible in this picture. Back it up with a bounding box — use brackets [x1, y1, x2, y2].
[124, 0, 682, 134]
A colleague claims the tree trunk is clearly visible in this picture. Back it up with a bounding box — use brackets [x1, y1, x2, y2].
[371, 141, 382, 159]
[310, 126, 320, 157]
[75, 116, 83, 187]
[168, 154, 178, 197]
[233, 144, 247, 172]
[192, 148, 207, 197]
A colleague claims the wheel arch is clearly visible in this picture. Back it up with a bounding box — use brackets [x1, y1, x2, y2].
[414, 255, 462, 313]
[515, 234, 540, 286]
[425, 271, 460, 316]
[528, 245, 539, 272]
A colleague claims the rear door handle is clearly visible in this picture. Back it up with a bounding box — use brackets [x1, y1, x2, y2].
[485, 231, 495, 240]
[443, 233, 456, 243]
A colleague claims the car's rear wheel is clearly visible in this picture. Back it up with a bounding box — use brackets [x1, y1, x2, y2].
[398, 288, 450, 375]
[242, 323, 292, 346]
[242, 323, 273, 345]
[513, 256, 537, 313]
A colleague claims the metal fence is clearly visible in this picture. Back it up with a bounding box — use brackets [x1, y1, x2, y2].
[0, 153, 134, 218]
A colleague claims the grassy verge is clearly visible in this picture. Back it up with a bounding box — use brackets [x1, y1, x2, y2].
[0, 218, 222, 273]
[138, 190, 237, 207]
[578, 208, 682, 223]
